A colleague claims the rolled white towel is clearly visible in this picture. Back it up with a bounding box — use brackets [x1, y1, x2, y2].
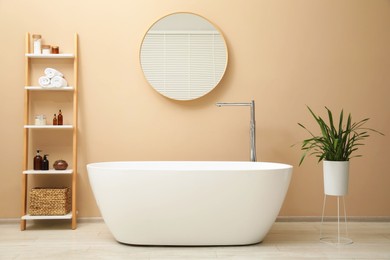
[38, 76, 51, 87]
[44, 68, 63, 79]
[50, 76, 68, 88]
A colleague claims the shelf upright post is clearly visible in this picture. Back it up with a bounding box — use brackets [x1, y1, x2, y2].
[21, 32, 30, 231]
[71, 33, 78, 229]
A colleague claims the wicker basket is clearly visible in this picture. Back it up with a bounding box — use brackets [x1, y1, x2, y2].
[29, 187, 71, 216]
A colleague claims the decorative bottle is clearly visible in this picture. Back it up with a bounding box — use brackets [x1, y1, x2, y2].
[58, 110, 63, 125]
[53, 114, 58, 125]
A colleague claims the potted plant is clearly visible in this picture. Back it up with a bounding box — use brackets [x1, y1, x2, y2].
[297, 106, 383, 196]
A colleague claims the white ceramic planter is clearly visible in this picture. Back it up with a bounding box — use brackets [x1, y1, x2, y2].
[323, 161, 349, 196]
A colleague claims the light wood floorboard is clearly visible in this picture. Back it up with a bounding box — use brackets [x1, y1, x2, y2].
[0, 220, 389, 259]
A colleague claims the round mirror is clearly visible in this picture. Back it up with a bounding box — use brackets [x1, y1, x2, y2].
[140, 13, 228, 101]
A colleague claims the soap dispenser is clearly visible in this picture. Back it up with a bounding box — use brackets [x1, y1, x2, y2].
[33, 150, 43, 170]
[42, 154, 49, 170]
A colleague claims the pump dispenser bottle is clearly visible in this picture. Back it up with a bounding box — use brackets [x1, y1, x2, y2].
[42, 154, 49, 170]
[34, 150, 43, 170]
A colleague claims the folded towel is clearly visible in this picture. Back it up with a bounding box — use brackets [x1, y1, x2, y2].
[44, 68, 63, 79]
[51, 76, 68, 88]
[38, 76, 51, 87]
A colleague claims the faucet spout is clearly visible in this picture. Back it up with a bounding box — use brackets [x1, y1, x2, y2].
[216, 100, 257, 162]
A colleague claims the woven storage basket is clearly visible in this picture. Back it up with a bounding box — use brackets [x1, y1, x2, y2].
[29, 187, 71, 216]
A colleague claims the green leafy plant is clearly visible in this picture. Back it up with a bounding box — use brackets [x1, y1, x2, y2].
[298, 106, 384, 166]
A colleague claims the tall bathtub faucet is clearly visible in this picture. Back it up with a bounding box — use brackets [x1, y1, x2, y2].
[216, 100, 257, 162]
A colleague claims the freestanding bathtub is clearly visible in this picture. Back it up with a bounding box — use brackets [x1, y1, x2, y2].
[87, 161, 293, 246]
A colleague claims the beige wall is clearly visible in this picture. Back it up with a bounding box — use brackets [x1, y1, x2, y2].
[1, 0, 389, 218]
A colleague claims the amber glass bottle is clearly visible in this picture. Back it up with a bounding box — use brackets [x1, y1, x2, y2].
[33, 150, 42, 170]
[58, 109, 63, 125]
[53, 114, 58, 125]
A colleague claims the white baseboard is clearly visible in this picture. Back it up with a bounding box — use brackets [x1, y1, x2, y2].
[78, 217, 103, 223]
[1, 216, 389, 224]
[0, 217, 104, 224]
[276, 216, 390, 222]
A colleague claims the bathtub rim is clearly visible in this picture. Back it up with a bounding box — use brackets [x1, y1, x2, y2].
[87, 161, 293, 172]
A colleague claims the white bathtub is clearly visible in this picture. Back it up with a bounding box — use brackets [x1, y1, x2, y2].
[87, 161, 293, 246]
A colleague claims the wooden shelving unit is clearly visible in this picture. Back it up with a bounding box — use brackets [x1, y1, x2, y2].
[21, 33, 78, 230]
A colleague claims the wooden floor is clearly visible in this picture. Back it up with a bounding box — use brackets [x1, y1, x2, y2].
[1, 220, 389, 259]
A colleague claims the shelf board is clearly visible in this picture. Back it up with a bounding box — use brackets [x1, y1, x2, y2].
[23, 169, 73, 175]
[22, 213, 72, 220]
[25, 86, 74, 91]
[25, 53, 74, 58]
[24, 125, 73, 129]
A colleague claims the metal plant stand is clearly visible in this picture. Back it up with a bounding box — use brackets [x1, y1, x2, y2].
[320, 195, 353, 245]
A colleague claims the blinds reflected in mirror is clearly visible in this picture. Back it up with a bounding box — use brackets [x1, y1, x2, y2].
[141, 31, 227, 100]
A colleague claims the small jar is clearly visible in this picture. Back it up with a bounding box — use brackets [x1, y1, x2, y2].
[34, 115, 46, 125]
[51, 46, 59, 54]
[32, 34, 42, 54]
[42, 45, 51, 54]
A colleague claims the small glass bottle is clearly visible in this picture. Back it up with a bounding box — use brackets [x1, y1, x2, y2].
[53, 114, 58, 125]
[35, 114, 46, 125]
[32, 34, 42, 54]
[58, 110, 63, 125]
[34, 115, 41, 125]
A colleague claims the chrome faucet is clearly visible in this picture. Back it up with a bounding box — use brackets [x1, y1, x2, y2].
[216, 100, 257, 162]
